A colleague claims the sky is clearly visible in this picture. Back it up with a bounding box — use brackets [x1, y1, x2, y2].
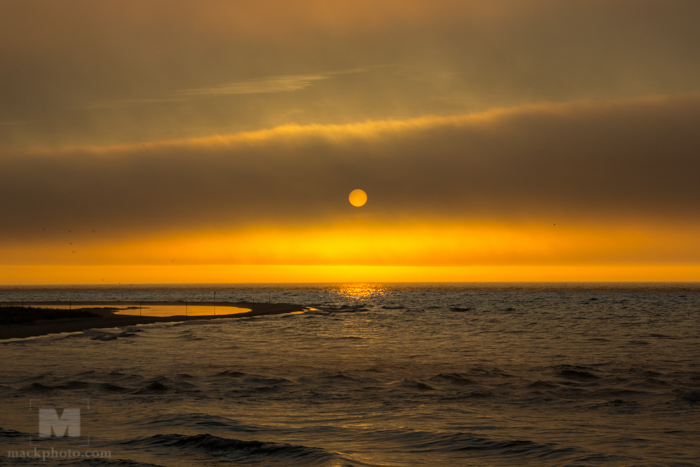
[1, 0, 700, 284]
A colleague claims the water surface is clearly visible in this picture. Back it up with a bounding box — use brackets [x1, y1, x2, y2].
[1, 283, 698, 466]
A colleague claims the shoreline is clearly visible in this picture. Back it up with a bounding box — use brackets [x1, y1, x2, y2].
[0, 302, 305, 340]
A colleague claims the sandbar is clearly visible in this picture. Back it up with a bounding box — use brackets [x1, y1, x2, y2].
[0, 301, 305, 340]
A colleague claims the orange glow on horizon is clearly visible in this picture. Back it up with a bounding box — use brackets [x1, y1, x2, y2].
[2, 220, 700, 284]
[2, 264, 700, 286]
[3, 221, 700, 267]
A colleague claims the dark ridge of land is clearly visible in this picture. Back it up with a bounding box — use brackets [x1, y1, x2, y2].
[0, 306, 101, 324]
[0, 302, 305, 340]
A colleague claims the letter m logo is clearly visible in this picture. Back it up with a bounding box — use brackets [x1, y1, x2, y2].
[39, 408, 80, 437]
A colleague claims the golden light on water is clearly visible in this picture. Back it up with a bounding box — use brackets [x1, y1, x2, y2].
[333, 283, 386, 300]
[349, 189, 367, 207]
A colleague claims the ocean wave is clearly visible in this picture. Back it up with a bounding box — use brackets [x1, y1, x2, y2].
[66, 329, 140, 341]
[98, 382, 131, 393]
[213, 370, 247, 378]
[469, 367, 514, 378]
[629, 377, 671, 388]
[18, 382, 55, 393]
[551, 365, 600, 381]
[61, 459, 166, 466]
[53, 380, 91, 390]
[680, 390, 700, 401]
[127, 376, 198, 394]
[319, 372, 360, 381]
[245, 376, 291, 385]
[135, 413, 260, 432]
[0, 427, 23, 438]
[528, 380, 559, 389]
[392, 379, 435, 391]
[439, 390, 494, 400]
[362, 428, 593, 461]
[133, 381, 171, 395]
[16, 379, 134, 394]
[557, 369, 600, 380]
[0, 456, 36, 465]
[121, 433, 357, 466]
[430, 373, 475, 386]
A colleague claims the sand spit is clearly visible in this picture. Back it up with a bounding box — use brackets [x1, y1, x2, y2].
[0, 301, 305, 340]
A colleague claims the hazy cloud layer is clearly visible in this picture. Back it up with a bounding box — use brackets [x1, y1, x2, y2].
[1, 94, 699, 245]
[1, 0, 699, 147]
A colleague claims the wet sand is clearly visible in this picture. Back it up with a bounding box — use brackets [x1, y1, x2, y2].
[0, 302, 305, 340]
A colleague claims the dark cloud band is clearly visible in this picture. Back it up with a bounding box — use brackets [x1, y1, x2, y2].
[1, 94, 699, 243]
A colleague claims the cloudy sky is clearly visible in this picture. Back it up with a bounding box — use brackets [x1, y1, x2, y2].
[2, 0, 700, 283]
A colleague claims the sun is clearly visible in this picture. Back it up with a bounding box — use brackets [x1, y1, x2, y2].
[349, 189, 367, 207]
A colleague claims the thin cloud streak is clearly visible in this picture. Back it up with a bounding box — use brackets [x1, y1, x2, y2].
[84, 98, 188, 109]
[85, 69, 365, 110]
[179, 74, 331, 96]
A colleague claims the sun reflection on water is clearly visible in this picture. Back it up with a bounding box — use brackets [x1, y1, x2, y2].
[332, 283, 386, 300]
